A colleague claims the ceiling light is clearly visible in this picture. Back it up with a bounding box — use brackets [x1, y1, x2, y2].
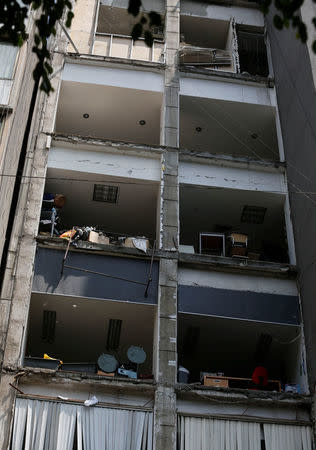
[241, 205, 267, 224]
[83, 113, 90, 119]
[196, 127, 202, 132]
[93, 184, 119, 204]
[72, 304, 78, 308]
[139, 120, 146, 125]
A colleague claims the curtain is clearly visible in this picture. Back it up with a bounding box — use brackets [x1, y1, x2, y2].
[178, 416, 261, 450]
[264, 423, 313, 450]
[11, 398, 153, 450]
[0, 42, 18, 79]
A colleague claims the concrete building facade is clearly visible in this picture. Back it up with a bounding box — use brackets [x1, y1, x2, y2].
[0, 0, 315, 448]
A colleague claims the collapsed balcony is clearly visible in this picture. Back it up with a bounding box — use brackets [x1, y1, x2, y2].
[177, 313, 306, 393]
[180, 186, 289, 264]
[180, 16, 234, 72]
[179, 15, 269, 77]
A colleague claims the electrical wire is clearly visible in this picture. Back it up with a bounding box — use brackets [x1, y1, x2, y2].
[192, 99, 316, 207]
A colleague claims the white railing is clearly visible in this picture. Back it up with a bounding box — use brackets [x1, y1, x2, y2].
[93, 33, 165, 63]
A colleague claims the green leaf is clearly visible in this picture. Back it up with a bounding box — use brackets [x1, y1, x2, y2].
[148, 11, 162, 27]
[273, 14, 284, 29]
[131, 22, 142, 41]
[144, 30, 154, 47]
[128, 0, 142, 17]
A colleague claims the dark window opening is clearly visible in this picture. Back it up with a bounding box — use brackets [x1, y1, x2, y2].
[237, 29, 269, 77]
[93, 184, 119, 204]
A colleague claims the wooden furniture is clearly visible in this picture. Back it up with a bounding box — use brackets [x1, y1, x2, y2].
[228, 233, 248, 257]
[199, 232, 225, 256]
[203, 375, 281, 392]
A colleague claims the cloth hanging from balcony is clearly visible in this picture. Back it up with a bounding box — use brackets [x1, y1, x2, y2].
[178, 415, 261, 450]
[178, 416, 313, 450]
[263, 423, 312, 450]
[11, 398, 153, 450]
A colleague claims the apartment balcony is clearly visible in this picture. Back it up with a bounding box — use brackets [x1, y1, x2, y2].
[177, 263, 306, 393]
[179, 14, 269, 78]
[55, 64, 163, 146]
[180, 185, 290, 265]
[68, 2, 165, 65]
[25, 243, 158, 378]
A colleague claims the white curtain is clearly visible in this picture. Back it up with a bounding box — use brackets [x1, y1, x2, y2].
[0, 43, 18, 79]
[264, 423, 313, 450]
[81, 405, 153, 450]
[11, 398, 153, 450]
[178, 416, 261, 450]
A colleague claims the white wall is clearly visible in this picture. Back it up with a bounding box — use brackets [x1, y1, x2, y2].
[179, 160, 287, 193]
[63, 63, 164, 92]
[180, 75, 272, 106]
[181, 0, 264, 27]
[178, 267, 298, 296]
[48, 145, 161, 182]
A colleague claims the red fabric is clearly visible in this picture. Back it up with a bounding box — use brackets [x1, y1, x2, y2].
[252, 366, 268, 385]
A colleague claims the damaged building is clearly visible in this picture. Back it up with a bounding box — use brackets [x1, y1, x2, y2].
[0, 0, 315, 448]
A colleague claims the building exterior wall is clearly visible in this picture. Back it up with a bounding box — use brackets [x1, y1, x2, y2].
[0, 1, 314, 449]
[267, 8, 316, 391]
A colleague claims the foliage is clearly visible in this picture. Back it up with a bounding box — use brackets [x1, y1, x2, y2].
[260, 0, 316, 52]
[0, 0, 315, 94]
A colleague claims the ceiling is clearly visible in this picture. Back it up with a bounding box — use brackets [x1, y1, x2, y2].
[180, 96, 279, 161]
[180, 16, 230, 49]
[178, 313, 300, 383]
[56, 82, 162, 146]
[45, 168, 159, 238]
[27, 293, 155, 374]
[180, 185, 287, 259]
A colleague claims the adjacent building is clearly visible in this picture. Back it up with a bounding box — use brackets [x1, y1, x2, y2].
[0, 0, 314, 448]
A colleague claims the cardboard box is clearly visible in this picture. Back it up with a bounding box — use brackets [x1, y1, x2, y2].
[97, 370, 115, 377]
[88, 231, 109, 245]
[124, 237, 149, 251]
[204, 375, 229, 388]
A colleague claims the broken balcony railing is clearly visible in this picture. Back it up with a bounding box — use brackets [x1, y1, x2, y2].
[179, 45, 232, 68]
[93, 33, 165, 63]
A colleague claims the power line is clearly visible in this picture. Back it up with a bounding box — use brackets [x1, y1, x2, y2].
[192, 99, 316, 206]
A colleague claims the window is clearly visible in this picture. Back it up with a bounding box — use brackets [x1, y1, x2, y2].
[0, 42, 18, 79]
[237, 29, 269, 77]
[93, 184, 119, 203]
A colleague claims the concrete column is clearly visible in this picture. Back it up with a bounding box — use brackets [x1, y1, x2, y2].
[0, 48, 66, 450]
[160, 0, 180, 147]
[154, 148, 179, 450]
[155, 3, 180, 445]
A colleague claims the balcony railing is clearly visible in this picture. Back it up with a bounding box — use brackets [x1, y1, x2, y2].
[93, 33, 165, 63]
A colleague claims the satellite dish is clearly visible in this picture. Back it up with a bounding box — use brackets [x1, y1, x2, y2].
[127, 346, 146, 364]
[98, 353, 118, 373]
